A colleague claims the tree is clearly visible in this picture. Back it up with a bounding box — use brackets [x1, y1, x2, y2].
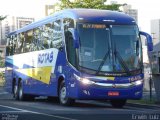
[0, 50, 4, 67]
[57, 0, 122, 11]
[0, 15, 7, 21]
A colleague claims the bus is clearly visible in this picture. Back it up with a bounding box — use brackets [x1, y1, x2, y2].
[5, 9, 153, 108]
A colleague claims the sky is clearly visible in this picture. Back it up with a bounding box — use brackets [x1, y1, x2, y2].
[0, 0, 57, 20]
[106, 0, 160, 33]
[0, 0, 160, 34]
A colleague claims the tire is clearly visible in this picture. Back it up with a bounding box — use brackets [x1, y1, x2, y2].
[13, 83, 18, 100]
[18, 81, 27, 101]
[59, 81, 75, 106]
[110, 99, 127, 108]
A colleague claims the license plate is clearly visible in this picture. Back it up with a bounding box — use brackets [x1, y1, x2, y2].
[108, 91, 119, 96]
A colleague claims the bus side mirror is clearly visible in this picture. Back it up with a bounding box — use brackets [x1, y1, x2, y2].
[139, 31, 153, 51]
[68, 28, 80, 48]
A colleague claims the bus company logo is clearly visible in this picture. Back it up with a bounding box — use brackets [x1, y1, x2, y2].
[38, 51, 54, 64]
[128, 75, 142, 82]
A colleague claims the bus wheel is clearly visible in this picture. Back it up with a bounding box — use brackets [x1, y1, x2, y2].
[13, 83, 18, 100]
[110, 99, 127, 108]
[18, 81, 26, 101]
[59, 81, 75, 106]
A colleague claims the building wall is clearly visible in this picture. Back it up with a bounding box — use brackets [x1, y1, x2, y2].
[122, 4, 138, 23]
[151, 19, 160, 45]
[0, 16, 34, 60]
[0, 16, 34, 45]
[45, 5, 60, 16]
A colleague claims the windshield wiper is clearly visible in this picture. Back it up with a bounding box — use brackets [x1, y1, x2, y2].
[114, 45, 131, 75]
[96, 49, 110, 75]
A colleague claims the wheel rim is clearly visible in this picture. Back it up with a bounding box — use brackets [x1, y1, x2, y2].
[60, 86, 67, 104]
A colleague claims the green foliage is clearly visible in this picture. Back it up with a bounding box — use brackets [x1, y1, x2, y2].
[0, 72, 4, 77]
[0, 71, 5, 86]
[0, 61, 4, 67]
[58, 0, 122, 11]
[0, 55, 4, 67]
[0, 15, 7, 21]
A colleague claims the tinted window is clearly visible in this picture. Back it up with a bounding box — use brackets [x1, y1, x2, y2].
[65, 32, 76, 66]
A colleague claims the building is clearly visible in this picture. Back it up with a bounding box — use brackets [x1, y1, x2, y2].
[0, 16, 34, 45]
[121, 4, 138, 23]
[45, 5, 60, 16]
[16, 17, 34, 30]
[151, 19, 160, 46]
[110, 0, 118, 4]
[149, 19, 160, 102]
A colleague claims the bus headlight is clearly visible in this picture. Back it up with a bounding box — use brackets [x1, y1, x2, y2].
[74, 74, 95, 85]
[81, 78, 95, 85]
[132, 80, 143, 86]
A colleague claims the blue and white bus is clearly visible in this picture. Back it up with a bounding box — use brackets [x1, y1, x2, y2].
[5, 9, 153, 108]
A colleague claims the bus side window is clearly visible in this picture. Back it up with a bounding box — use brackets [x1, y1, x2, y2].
[33, 28, 41, 51]
[13, 35, 18, 54]
[65, 32, 76, 66]
[37, 26, 45, 50]
[63, 18, 74, 31]
[18, 33, 25, 53]
[16, 34, 22, 54]
[14, 34, 19, 54]
[6, 37, 11, 56]
[9, 36, 14, 55]
[24, 30, 33, 52]
[41, 23, 53, 49]
[52, 20, 63, 49]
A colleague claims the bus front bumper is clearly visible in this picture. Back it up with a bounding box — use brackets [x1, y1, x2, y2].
[74, 81, 143, 100]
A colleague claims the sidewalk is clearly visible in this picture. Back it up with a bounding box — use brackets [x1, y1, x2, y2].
[128, 91, 160, 107]
[143, 91, 156, 100]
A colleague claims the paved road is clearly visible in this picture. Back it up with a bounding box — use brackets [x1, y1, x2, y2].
[0, 87, 160, 120]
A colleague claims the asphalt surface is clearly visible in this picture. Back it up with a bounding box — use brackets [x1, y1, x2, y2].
[0, 87, 160, 120]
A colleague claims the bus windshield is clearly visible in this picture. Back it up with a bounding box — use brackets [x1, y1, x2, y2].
[111, 25, 142, 73]
[78, 24, 142, 75]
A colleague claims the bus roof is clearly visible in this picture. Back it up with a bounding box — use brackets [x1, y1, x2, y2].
[8, 9, 136, 36]
[61, 9, 136, 24]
